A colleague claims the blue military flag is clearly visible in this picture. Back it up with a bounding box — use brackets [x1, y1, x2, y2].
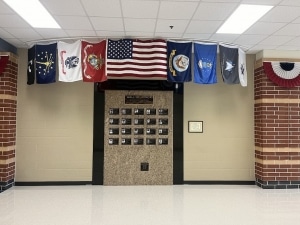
[35, 43, 57, 84]
[167, 41, 192, 82]
[194, 42, 217, 84]
[219, 44, 239, 84]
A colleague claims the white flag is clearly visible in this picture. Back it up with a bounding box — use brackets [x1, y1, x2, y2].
[238, 48, 247, 87]
[58, 40, 82, 82]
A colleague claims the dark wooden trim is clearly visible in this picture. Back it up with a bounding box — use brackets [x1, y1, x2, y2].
[15, 181, 92, 186]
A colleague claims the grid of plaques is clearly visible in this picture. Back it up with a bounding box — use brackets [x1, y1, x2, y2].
[108, 107, 169, 146]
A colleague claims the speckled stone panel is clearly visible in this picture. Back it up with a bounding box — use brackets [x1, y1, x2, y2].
[104, 90, 173, 185]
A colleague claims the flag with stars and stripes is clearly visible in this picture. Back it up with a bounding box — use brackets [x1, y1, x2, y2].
[35, 43, 57, 84]
[106, 39, 167, 80]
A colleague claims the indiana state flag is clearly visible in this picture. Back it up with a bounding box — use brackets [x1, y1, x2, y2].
[167, 41, 192, 82]
[58, 40, 82, 82]
[35, 43, 57, 84]
[194, 42, 217, 84]
[219, 44, 239, 84]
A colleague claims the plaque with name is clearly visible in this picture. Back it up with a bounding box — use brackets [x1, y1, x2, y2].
[134, 108, 144, 115]
[158, 108, 168, 115]
[109, 138, 119, 145]
[134, 118, 144, 125]
[146, 138, 156, 145]
[109, 108, 119, 115]
[146, 108, 156, 115]
[109, 118, 119, 125]
[146, 128, 156, 135]
[158, 128, 168, 135]
[146, 118, 156, 125]
[159, 118, 168, 125]
[121, 128, 131, 135]
[133, 138, 144, 145]
[121, 138, 131, 145]
[121, 108, 132, 115]
[134, 128, 144, 135]
[121, 118, 132, 125]
[158, 138, 168, 145]
[109, 128, 119, 135]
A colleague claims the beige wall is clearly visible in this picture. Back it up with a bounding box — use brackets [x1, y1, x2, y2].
[184, 54, 255, 181]
[15, 48, 255, 182]
[16, 48, 94, 182]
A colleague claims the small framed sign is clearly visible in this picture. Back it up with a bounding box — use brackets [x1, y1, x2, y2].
[188, 121, 203, 133]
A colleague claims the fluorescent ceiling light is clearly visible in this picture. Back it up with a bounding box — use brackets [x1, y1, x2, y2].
[217, 4, 273, 34]
[3, 0, 60, 28]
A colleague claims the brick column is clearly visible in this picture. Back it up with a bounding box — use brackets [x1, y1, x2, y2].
[255, 60, 300, 189]
[0, 52, 17, 193]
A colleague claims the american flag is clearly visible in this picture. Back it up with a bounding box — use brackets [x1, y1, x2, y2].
[106, 39, 167, 80]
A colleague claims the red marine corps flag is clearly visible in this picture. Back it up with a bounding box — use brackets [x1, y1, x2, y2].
[81, 40, 107, 82]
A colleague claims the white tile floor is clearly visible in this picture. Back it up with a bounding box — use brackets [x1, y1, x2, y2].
[1, 185, 300, 225]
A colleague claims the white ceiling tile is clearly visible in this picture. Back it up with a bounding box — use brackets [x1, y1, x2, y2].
[244, 22, 286, 35]
[0, 15, 30, 28]
[182, 33, 212, 40]
[234, 35, 268, 45]
[82, 0, 122, 17]
[35, 28, 69, 39]
[96, 31, 125, 38]
[273, 23, 300, 36]
[55, 16, 93, 30]
[0, 28, 15, 38]
[0, 1, 14, 14]
[40, 0, 86, 16]
[208, 34, 240, 44]
[193, 2, 238, 20]
[186, 21, 223, 33]
[3, 28, 43, 40]
[260, 6, 300, 23]
[258, 35, 294, 45]
[124, 19, 156, 32]
[154, 32, 183, 38]
[122, 0, 159, 18]
[276, 45, 300, 50]
[158, 1, 199, 19]
[241, 0, 282, 4]
[291, 17, 300, 23]
[90, 17, 124, 31]
[280, 0, 300, 6]
[125, 32, 155, 38]
[283, 37, 300, 46]
[156, 20, 190, 33]
[66, 30, 97, 37]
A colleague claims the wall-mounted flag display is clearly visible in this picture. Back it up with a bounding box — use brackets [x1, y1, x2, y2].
[58, 40, 82, 82]
[81, 40, 107, 82]
[35, 43, 57, 84]
[27, 46, 35, 85]
[167, 41, 192, 83]
[219, 44, 239, 84]
[194, 42, 217, 84]
[106, 39, 167, 80]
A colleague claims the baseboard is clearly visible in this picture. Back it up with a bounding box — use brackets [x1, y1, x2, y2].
[184, 181, 255, 185]
[15, 181, 92, 186]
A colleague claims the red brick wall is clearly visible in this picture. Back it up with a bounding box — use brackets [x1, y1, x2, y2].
[255, 61, 300, 189]
[0, 53, 17, 193]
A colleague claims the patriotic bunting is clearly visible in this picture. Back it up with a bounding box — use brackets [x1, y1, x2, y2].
[0, 55, 9, 76]
[167, 41, 192, 83]
[263, 61, 300, 87]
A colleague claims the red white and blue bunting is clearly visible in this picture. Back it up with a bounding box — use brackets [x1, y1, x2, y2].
[263, 61, 300, 87]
